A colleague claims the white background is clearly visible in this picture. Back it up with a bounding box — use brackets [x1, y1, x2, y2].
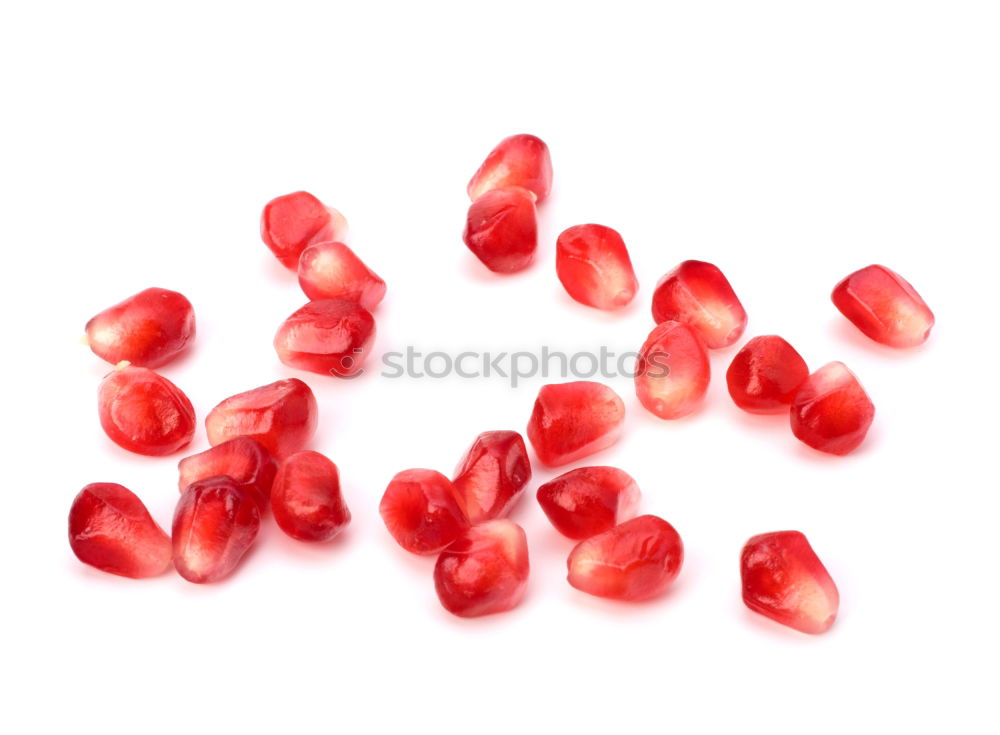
[2, 2, 998, 733]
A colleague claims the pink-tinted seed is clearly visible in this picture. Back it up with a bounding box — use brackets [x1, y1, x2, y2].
[651, 260, 747, 349]
[556, 224, 639, 310]
[635, 321, 710, 420]
[298, 241, 386, 311]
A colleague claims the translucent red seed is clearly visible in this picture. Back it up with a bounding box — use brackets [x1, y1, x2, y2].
[261, 191, 348, 270]
[467, 134, 553, 204]
[832, 264, 935, 348]
[85, 287, 196, 368]
[526, 381, 625, 467]
[297, 241, 386, 311]
[635, 321, 710, 420]
[98, 365, 196, 456]
[651, 260, 747, 349]
[726, 335, 809, 414]
[790, 361, 875, 455]
[462, 186, 538, 274]
[273, 298, 375, 378]
[555, 224, 639, 310]
[379, 469, 467, 555]
[271, 450, 351, 542]
[205, 378, 318, 459]
[451, 431, 532, 524]
[177, 436, 278, 510]
[537, 466, 641, 540]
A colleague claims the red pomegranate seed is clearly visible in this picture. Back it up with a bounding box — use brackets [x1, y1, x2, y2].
[526, 381, 625, 467]
[726, 335, 809, 414]
[434, 519, 529, 618]
[261, 191, 348, 270]
[271, 450, 351, 542]
[297, 241, 387, 311]
[790, 362, 874, 455]
[651, 260, 747, 349]
[172, 476, 261, 583]
[205, 378, 318, 459]
[635, 321, 710, 419]
[98, 364, 196, 456]
[462, 186, 538, 274]
[467, 134, 553, 203]
[68, 483, 172, 578]
[273, 298, 375, 378]
[451, 431, 532, 524]
[832, 264, 935, 348]
[177, 436, 277, 510]
[379, 469, 467, 555]
[537, 466, 640, 540]
[741, 531, 839, 634]
[555, 224, 639, 310]
[567, 515, 683, 601]
[85, 287, 195, 368]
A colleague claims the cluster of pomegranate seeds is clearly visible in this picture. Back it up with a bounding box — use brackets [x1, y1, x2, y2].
[790, 362, 875, 455]
[555, 224, 639, 310]
[379, 469, 467, 555]
[726, 335, 810, 413]
[261, 191, 348, 270]
[205, 378, 318, 459]
[462, 186, 539, 273]
[527, 381, 625, 466]
[178, 436, 277, 510]
[98, 364, 196, 456]
[273, 298, 376, 377]
[451, 431, 532, 524]
[537, 466, 640, 540]
[271, 450, 351, 542]
[298, 240, 386, 311]
[85, 287, 196, 368]
[832, 264, 935, 347]
[635, 321, 710, 419]
[652, 260, 747, 349]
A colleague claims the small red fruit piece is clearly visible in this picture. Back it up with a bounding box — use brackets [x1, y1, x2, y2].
[635, 321, 710, 419]
[832, 264, 935, 348]
[790, 362, 874, 455]
[451, 431, 532, 524]
[98, 365, 196, 456]
[526, 381, 625, 467]
[205, 378, 318, 459]
[434, 519, 530, 618]
[537, 466, 640, 540]
[261, 191, 348, 270]
[726, 335, 809, 414]
[273, 299, 375, 378]
[741, 531, 839, 634]
[651, 260, 747, 349]
[462, 186, 538, 274]
[271, 450, 351, 542]
[298, 241, 387, 311]
[467, 134, 553, 203]
[85, 287, 196, 368]
[379, 469, 467, 554]
[555, 224, 639, 310]
[566, 515, 683, 601]
[68, 483, 172, 578]
[177, 437, 278, 509]
[172, 476, 261, 584]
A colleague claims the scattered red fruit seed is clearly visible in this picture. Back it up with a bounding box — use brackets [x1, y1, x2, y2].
[205, 378, 318, 459]
[68, 483, 172, 579]
[273, 298, 375, 378]
[567, 514, 683, 601]
[172, 476, 261, 584]
[261, 191, 348, 270]
[85, 287, 196, 368]
[434, 519, 530, 618]
[379, 469, 467, 555]
[635, 321, 710, 420]
[177, 436, 278, 510]
[271, 450, 351, 542]
[98, 364, 196, 456]
[832, 264, 935, 348]
[537, 466, 641, 540]
[467, 134, 553, 204]
[462, 186, 538, 274]
[297, 241, 387, 311]
[790, 361, 875, 455]
[555, 224, 639, 310]
[651, 260, 747, 349]
[451, 431, 532, 524]
[526, 381, 626, 467]
[726, 335, 810, 414]
[740, 531, 839, 634]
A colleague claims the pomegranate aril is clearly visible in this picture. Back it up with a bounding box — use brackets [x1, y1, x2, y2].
[832, 264, 935, 348]
[635, 321, 710, 419]
[741, 531, 839, 634]
[451, 431, 532, 524]
[172, 476, 261, 583]
[271, 450, 351, 542]
[205, 378, 318, 459]
[298, 240, 386, 311]
[567, 514, 683, 601]
[177, 436, 277, 510]
[85, 287, 195, 368]
[790, 361, 874, 455]
[98, 364, 196, 456]
[379, 469, 467, 554]
[462, 186, 538, 274]
[537, 466, 640, 540]
[651, 260, 747, 349]
[556, 224, 638, 310]
[273, 298, 375, 378]
[434, 519, 529, 618]
[526, 381, 625, 467]
[68, 483, 172, 578]
[467, 134, 553, 203]
[261, 191, 348, 270]
[726, 335, 809, 414]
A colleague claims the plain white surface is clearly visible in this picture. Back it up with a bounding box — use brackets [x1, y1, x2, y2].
[2, 2, 998, 733]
